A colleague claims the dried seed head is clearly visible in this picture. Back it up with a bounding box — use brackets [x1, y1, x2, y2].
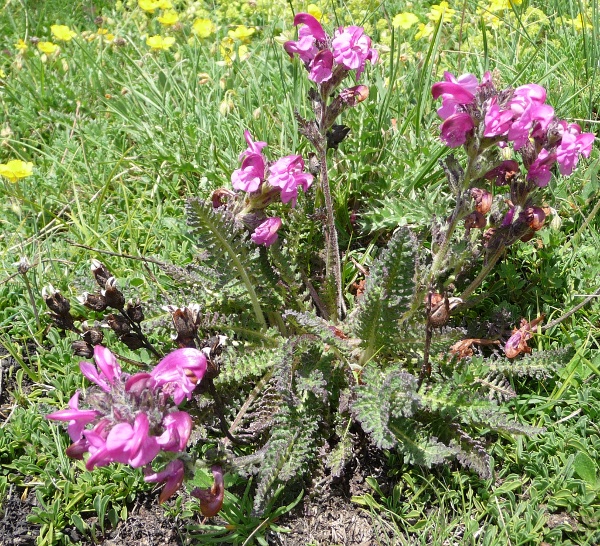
[82, 327, 104, 345]
[464, 211, 487, 229]
[119, 332, 144, 350]
[102, 277, 125, 310]
[43, 285, 71, 315]
[17, 256, 31, 275]
[80, 292, 108, 312]
[470, 188, 493, 214]
[106, 313, 131, 336]
[91, 260, 112, 288]
[72, 340, 94, 358]
[125, 299, 145, 323]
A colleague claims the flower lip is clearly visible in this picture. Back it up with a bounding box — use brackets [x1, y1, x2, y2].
[293, 13, 327, 40]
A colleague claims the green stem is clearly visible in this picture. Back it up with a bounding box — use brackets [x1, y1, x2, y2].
[459, 246, 504, 302]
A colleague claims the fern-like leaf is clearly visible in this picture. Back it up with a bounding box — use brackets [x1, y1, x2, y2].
[352, 228, 417, 358]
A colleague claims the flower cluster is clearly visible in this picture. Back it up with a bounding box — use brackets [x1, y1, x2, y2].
[223, 129, 313, 246]
[432, 72, 594, 186]
[284, 13, 377, 85]
[47, 345, 207, 502]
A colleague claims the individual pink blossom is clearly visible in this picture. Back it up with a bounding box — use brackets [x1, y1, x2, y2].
[157, 411, 193, 452]
[144, 459, 185, 504]
[508, 99, 554, 150]
[483, 98, 513, 137]
[150, 347, 207, 404]
[191, 465, 225, 517]
[83, 420, 112, 469]
[431, 72, 478, 119]
[556, 124, 595, 175]
[46, 391, 100, 442]
[267, 155, 313, 206]
[526, 149, 556, 187]
[251, 217, 282, 246]
[79, 345, 122, 392]
[239, 129, 267, 160]
[439, 113, 474, 148]
[332, 25, 377, 79]
[231, 153, 265, 193]
[105, 412, 161, 468]
[284, 13, 326, 63]
[309, 50, 333, 83]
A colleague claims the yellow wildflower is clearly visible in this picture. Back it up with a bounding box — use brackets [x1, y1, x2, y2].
[51, 24, 77, 41]
[0, 69, 5, 78]
[415, 23, 434, 39]
[228, 25, 255, 42]
[307, 4, 322, 21]
[427, 1, 455, 23]
[146, 35, 176, 50]
[392, 12, 419, 30]
[158, 9, 179, 26]
[192, 18, 215, 38]
[15, 39, 28, 51]
[157, 0, 172, 7]
[0, 160, 34, 182]
[138, 0, 159, 13]
[37, 41, 59, 54]
[571, 13, 591, 31]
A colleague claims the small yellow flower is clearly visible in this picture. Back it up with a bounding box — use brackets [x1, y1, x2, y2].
[228, 25, 255, 42]
[138, 0, 159, 13]
[192, 18, 215, 38]
[15, 39, 28, 51]
[51, 24, 77, 41]
[0, 160, 34, 182]
[0, 69, 5, 78]
[156, 0, 172, 7]
[158, 9, 179, 26]
[307, 4, 322, 21]
[571, 13, 591, 31]
[415, 23, 434, 39]
[37, 41, 59, 54]
[427, 1, 456, 23]
[392, 12, 419, 30]
[146, 35, 176, 50]
[97, 28, 109, 35]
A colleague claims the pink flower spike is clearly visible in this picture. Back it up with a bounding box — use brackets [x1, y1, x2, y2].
[231, 153, 265, 193]
[144, 459, 185, 504]
[251, 217, 282, 246]
[293, 13, 326, 40]
[240, 130, 267, 160]
[309, 50, 333, 83]
[439, 113, 474, 148]
[158, 411, 193, 452]
[526, 149, 556, 187]
[46, 391, 100, 442]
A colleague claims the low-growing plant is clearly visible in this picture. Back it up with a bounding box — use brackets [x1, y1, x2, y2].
[37, 8, 596, 539]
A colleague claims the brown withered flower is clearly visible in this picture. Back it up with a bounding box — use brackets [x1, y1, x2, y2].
[470, 188, 493, 215]
[504, 314, 545, 359]
[80, 292, 108, 312]
[464, 211, 487, 229]
[102, 277, 125, 310]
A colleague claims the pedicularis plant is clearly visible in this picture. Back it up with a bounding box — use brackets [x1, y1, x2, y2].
[45, 13, 594, 517]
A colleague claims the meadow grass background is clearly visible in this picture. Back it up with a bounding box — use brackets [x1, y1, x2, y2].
[1, 0, 600, 544]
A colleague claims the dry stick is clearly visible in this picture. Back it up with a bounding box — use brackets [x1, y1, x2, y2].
[541, 284, 600, 332]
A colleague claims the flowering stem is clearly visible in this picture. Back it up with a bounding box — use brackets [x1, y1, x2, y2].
[317, 144, 345, 322]
[458, 246, 504, 302]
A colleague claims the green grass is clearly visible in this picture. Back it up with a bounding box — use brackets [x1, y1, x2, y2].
[1, 0, 599, 545]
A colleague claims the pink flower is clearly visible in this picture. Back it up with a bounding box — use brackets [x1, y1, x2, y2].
[150, 347, 207, 404]
[239, 130, 267, 160]
[251, 217, 282, 246]
[431, 72, 477, 119]
[79, 345, 122, 392]
[439, 113, 474, 147]
[105, 412, 160, 468]
[46, 391, 100, 442]
[332, 25, 377, 79]
[144, 459, 185, 503]
[526, 149, 556, 187]
[231, 153, 265, 193]
[191, 465, 225, 517]
[157, 411, 193, 452]
[309, 50, 333, 83]
[267, 155, 313, 206]
[508, 96, 554, 150]
[483, 98, 513, 137]
[556, 124, 595, 175]
[83, 420, 112, 469]
[284, 13, 326, 63]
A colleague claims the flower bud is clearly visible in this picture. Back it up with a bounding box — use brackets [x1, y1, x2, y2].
[470, 188, 493, 214]
[91, 260, 112, 288]
[464, 211, 486, 229]
[102, 277, 125, 310]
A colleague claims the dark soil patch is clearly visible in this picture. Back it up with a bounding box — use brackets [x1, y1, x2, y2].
[0, 487, 40, 546]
